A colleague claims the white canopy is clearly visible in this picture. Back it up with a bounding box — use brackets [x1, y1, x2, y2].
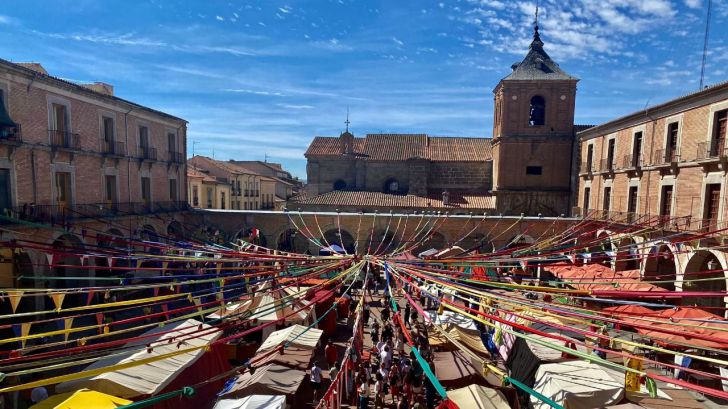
[531, 360, 624, 409]
[428, 311, 478, 332]
[446, 384, 510, 409]
[256, 324, 323, 354]
[56, 319, 221, 398]
[213, 395, 286, 409]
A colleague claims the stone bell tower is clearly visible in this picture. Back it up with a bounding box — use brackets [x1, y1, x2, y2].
[491, 24, 578, 216]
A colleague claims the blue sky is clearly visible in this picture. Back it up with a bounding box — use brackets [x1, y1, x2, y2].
[1, 0, 727, 178]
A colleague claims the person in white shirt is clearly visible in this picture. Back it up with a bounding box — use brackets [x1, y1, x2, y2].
[310, 361, 323, 403]
[358, 375, 370, 409]
[380, 345, 392, 369]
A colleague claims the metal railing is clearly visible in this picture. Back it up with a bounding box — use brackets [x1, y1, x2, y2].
[49, 129, 81, 150]
[4, 201, 188, 224]
[580, 161, 594, 174]
[696, 141, 727, 160]
[138, 146, 157, 161]
[168, 150, 184, 164]
[621, 154, 642, 169]
[103, 140, 125, 156]
[653, 148, 680, 165]
[599, 158, 616, 172]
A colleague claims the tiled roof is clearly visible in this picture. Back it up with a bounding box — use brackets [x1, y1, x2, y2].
[305, 134, 491, 162]
[187, 166, 221, 183]
[189, 156, 264, 176]
[502, 28, 577, 82]
[289, 190, 495, 210]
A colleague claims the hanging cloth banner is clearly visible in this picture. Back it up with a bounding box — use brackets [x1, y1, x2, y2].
[625, 357, 643, 392]
[45, 253, 54, 266]
[95, 313, 104, 334]
[20, 323, 31, 349]
[162, 261, 169, 273]
[7, 290, 23, 313]
[64, 317, 74, 341]
[49, 293, 65, 311]
[80, 255, 88, 266]
[86, 290, 95, 306]
[107, 257, 114, 268]
[153, 287, 160, 297]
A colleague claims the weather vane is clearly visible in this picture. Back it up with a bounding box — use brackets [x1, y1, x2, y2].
[345, 106, 350, 133]
[535, 0, 540, 28]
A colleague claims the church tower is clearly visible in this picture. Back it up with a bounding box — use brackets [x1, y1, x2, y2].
[491, 23, 578, 216]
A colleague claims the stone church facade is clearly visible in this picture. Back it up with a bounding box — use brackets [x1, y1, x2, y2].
[298, 25, 584, 216]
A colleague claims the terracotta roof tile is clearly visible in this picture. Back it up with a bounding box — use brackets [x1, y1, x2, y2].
[289, 190, 495, 210]
[305, 134, 491, 161]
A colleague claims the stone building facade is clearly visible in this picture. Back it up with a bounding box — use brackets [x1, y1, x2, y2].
[0, 58, 187, 219]
[576, 81, 728, 231]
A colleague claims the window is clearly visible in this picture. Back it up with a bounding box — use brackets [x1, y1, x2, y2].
[583, 187, 590, 214]
[529, 95, 545, 126]
[526, 166, 542, 175]
[333, 180, 347, 191]
[167, 132, 176, 153]
[603, 187, 611, 211]
[221, 191, 226, 209]
[632, 132, 642, 167]
[712, 110, 727, 157]
[139, 126, 149, 146]
[169, 179, 177, 201]
[384, 178, 400, 193]
[627, 186, 638, 214]
[0, 168, 11, 214]
[51, 103, 68, 145]
[206, 187, 213, 208]
[192, 185, 199, 207]
[585, 144, 594, 172]
[703, 184, 721, 231]
[666, 122, 679, 162]
[141, 177, 151, 207]
[606, 139, 615, 170]
[244, 202, 248, 210]
[105, 175, 117, 205]
[660, 185, 673, 217]
[55, 172, 72, 207]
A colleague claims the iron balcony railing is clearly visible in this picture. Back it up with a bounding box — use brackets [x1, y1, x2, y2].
[599, 158, 616, 172]
[49, 129, 81, 150]
[138, 146, 157, 161]
[696, 141, 728, 160]
[3, 201, 188, 225]
[653, 148, 680, 165]
[168, 150, 184, 164]
[621, 154, 642, 169]
[103, 140, 125, 156]
[580, 161, 594, 174]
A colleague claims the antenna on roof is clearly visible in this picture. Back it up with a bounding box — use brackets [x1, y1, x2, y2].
[264, 152, 269, 162]
[345, 106, 350, 133]
[699, 0, 712, 90]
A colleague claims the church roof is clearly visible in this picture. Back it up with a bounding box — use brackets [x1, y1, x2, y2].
[305, 134, 492, 162]
[502, 27, 577, 82]
[289, 190, 495, 210]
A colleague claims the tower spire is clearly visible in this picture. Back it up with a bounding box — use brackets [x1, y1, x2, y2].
[531, 0, 543, 49]
[345, 106, 350, 133]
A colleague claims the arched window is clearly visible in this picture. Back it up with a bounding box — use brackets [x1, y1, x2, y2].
[529, 95, 545, 126]
[333, 180, 347, 191]
[384, 178, 400, 194]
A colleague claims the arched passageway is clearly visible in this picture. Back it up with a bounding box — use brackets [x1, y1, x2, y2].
[323, 229, 355, 254]
[643, 244, 677, 291]
[682, 250, 726, 311]
[277, 229, 309, 254]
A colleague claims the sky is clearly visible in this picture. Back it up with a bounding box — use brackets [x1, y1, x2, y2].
[1, 0, 727, 179]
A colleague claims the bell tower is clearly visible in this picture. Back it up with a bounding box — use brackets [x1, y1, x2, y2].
[491, 23, 579, 216]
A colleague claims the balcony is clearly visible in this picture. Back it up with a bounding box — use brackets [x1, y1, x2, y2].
[138, 146, 157, 161]
[599, 158, 616, 173]
[102, 140, 125, 156]
[579, 161, 594, 175]
[4, 201, 189, 225]
[231, 188, 241, 197]
[168, 150, 184, 164]
[696, 141, 728, 162]
[621, 154, 642, 169]
[653, 148, 680, 167]
[49, 129, 81, 150]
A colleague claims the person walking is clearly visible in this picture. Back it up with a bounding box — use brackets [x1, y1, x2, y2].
[358, 375, 370, 409]
[403, 302, 411, 329]
[325, 340, 338, 369]
[374, 372, 386, 409]
[389, 362, 401, 405]
[310, 361, 323, 404]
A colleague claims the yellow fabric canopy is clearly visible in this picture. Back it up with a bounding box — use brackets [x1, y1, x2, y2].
[30, 388, 131, 409]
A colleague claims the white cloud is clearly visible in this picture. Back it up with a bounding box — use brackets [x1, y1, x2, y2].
[215, 15, 224, 21]
[392, 37, 404, 46]
[278, 6, 292, 14]
[0, 15, 15, 25]
[684, 0, 702, 8]
[223, 88, 286, 96]
[277, 103, 315, 109]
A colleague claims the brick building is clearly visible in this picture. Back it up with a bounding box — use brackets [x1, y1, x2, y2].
[299, 26, 584, 216]
[576, 81, 728, 231]
[187, 166, 231, 210]
[0, 59, 187, 220]
[299, 133, 494, 214]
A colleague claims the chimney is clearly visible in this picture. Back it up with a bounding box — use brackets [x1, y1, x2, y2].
[82, 82, 114, 96]
[442, 190, 450, 206]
